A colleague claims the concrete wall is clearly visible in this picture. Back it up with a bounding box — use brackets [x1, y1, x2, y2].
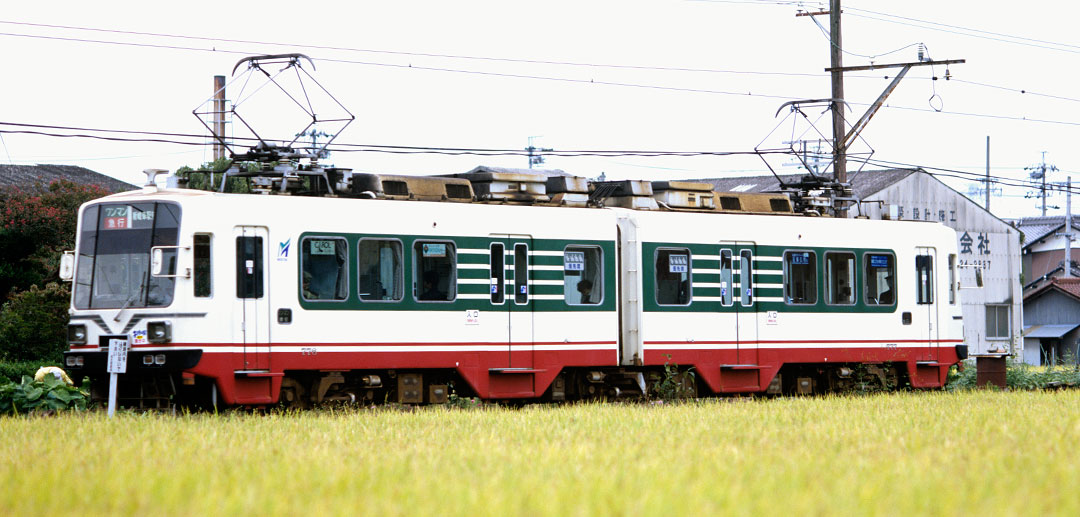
[856, 171, 1025, 359]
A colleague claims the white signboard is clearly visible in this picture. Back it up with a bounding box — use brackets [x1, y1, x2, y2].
[465, 310, 480, 325]
[564, 251, 585, 271]
[310, 239, 337, 255]
[107, 338, 129, 374]
[669, 254, 689, 273]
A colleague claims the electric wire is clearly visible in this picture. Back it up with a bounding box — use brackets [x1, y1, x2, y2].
[3, 20, 1079, 116]
[5, 118, 1074, 197]
[0, 19, 826, 78]
[0, 120, 793, 158]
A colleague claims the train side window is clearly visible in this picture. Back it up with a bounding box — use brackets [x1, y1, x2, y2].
[301, 237, 348, 301]
[948, 254, 957, 305]
[864, 253, 895, 305]
[825, 251, 855, 305]
[916, 254, 934, 305]
[236, 236, 263, 299]
[415, 241, 457, 302]
[490, 243, 505, 304]
[739, 250, 753, 306]
[564, 245, 603, 305]
[514, 243, 529, 304]
[194, 234, 211, 298]
[358, 239, 403, 302]
[783, 250, 817, 305]
[720, 249, 733, 306]
[655, 248, 692, 305]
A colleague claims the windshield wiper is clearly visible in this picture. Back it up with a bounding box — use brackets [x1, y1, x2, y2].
[113, 279, 147, 323]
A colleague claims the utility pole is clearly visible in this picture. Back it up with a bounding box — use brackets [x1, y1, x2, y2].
[1025, 151, 1058, 217]
[797, 1, 963, 216]
[985, 136, 991, 210]
[212, 75, 226, 161]
[829, 0, 845, 187]
[1066, 176, 1073, 277]
[526, 136, 552, 169]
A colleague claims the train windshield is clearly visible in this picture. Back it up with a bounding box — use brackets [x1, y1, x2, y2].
[73, 201, 181, 309]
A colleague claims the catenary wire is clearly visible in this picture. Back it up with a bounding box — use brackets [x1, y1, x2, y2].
[3, 23, 1080, 116]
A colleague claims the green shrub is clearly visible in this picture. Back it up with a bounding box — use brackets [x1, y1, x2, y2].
[0, 283, 70, 363]
[0, 374, 88, 414]
[948, 358, 1080, 390]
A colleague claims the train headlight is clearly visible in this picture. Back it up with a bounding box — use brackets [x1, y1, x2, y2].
[67, 324, 87, 345]
[147, 321, 171, 343]
[65, 355, 85, 367]
[143, 354, 154, 365]
[154, 353, 166, 365]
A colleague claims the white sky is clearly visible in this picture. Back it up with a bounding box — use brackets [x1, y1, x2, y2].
[2, 0, 1079, 219]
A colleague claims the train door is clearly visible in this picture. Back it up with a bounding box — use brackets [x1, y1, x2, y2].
[720, 241, 759, 364]
[234, 226, 271, 370]
[915, 247, 939, 362]
[493, 235, 534, 369]
[737, 245, 759, 364]
[717, 246, 738, 359]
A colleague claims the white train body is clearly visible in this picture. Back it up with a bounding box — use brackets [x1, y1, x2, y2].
[64, 185, 965, 405]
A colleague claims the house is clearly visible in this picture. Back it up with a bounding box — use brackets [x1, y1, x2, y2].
[0, 164, 135, 192]
[1022, 277, 1080, 364]
[1015, 215, 1079, 291]
[696, 168, 1025, 360]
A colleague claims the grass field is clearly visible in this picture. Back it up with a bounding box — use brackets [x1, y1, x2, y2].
[2, 390, 1079, 516]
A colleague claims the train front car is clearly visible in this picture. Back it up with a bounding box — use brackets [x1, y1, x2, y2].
[63, 189, 212, 408]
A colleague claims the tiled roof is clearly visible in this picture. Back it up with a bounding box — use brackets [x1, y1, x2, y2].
[0, 164, 136, 192]
[691, 168, 917, 199]
[1024, 276, 1080, 303]
[1014, 215, 1080, 246]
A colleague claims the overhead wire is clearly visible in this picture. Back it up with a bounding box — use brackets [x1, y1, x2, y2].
[0, 120, 793, 158]
[2, 17, 1079, 120]
[4, 119, 1074, 196]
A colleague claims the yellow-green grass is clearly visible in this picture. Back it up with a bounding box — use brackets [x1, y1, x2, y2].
[2, 390, 1079, 516]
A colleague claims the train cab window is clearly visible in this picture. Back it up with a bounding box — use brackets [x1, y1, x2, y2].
[655, 248, 692, 305]
[864, 253, 896, 306]
[783, 250, 817, 305]
[415, 241, 456, 302]
[739, 250, 753, 306]
[720, 250, 733, 306]
[301, 237, 348, 301]
[916, 254, 934, 305]
[564, 246, 603, 305]
[194, 234, 211, 298]
[490, 243, 505, 304]
[358, 239, 403, 302]
[825, 251, 855, 305]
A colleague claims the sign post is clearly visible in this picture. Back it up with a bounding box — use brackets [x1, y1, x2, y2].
[106, 337, 129, 418]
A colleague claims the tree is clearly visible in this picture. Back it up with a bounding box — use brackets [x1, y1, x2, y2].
[0, 282, 70, 363]
[177, 157, 252, 193]
[0, 180, 111, 305]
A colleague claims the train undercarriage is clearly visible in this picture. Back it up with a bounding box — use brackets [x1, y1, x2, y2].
[85, 361, 917, 411]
